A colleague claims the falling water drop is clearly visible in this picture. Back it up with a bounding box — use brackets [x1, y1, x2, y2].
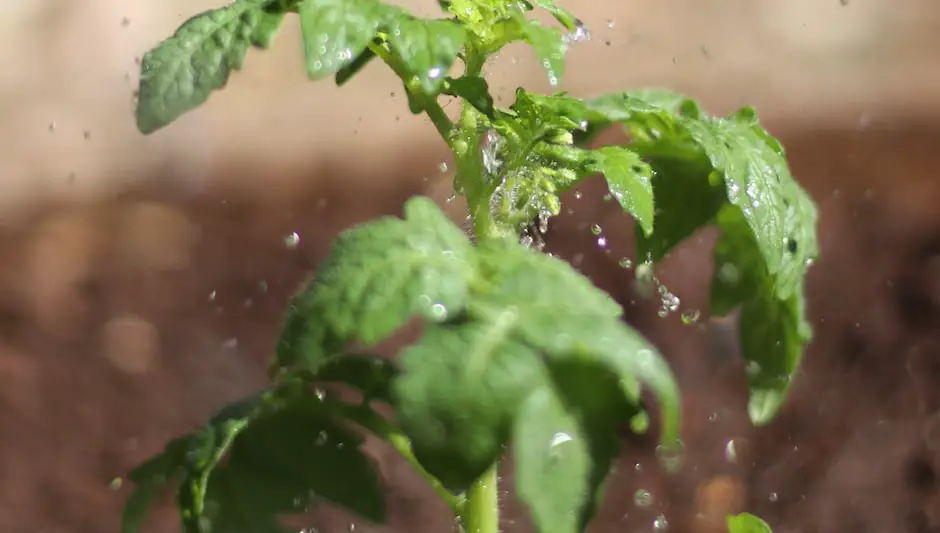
[284, 232, 300, 249]
[633, 488, 654, 507]
[653, 514, 669, 531]
[681, 309, 700, 324]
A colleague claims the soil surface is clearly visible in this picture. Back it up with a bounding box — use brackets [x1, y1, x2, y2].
[2, 117, 940, 533]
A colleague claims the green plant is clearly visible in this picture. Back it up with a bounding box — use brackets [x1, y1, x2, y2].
[120, 1, 818, 532]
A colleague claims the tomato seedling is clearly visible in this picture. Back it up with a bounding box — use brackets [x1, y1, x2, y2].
[121, 1, 817, 532]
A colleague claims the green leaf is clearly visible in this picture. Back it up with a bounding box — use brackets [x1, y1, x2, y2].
[387, 18, 466, 94]
[529, 0, 580, 31]
[135, 0, 286, 134]
[521, 20, 566, 86]
[177, 393, 386, 532]
[443, 76, 495, 117]
[335, 44, 378, 86]
[121, 437, 193, 533]
[472, 239, 681, 445]
[584, 146, 655, 236]
[513, 387, 590, 533]
[636, 156, 725, 262]
[393, 321, 548, 491]
[581, 92, 818, 426]
[727, 512, 774, 533]
[711, 209, 810, 425]
[274, 196, 475, 373]
[298, 0, 393, 80]
[313, 353, 399, 404]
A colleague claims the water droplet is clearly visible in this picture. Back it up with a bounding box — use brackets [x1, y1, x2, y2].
[427, 66, 443, 80]
[724, 439, 738, 463]
[633, 488, 654, 507]
[550, 431, 574, 448]
[655, 441, 685, 473]
[315, 430, 329, 445]
[574, 191, 583, 200]
[681, 309, 700, 324]
[208, 290, 217, 302]
[564, 21, 592, 44]
[745, 360, 761, 378]
[429, 303, 448, 321]
[653, 514, 669, 531]
[221, 338, 238, 352]
[284, 232, 300, 249]
[769, 491, 779, 502]
[596, 236, 608, 248]
[48, 121, 57, 132]
[658, 287, 680, 318]
[109, 477, 123, 490]
[607, 19, 616, 28]
[439, 161, 449, 172]
[590, 224, 603, 235]
[618, 257, 633, 269]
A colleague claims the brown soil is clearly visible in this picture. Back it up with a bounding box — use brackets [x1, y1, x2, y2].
[2, 117, 940, 533]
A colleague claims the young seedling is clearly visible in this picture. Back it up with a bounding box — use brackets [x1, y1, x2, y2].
[120, 1, 818, 532]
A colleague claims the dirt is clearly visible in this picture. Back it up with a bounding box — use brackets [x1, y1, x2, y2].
[2, 116, 940, 533]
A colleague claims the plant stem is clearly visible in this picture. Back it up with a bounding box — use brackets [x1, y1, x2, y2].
[367, 41, 455, 147]
[462, 462, 499, 533]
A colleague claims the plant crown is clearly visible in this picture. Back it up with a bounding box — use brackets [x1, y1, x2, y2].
[122, 1, 818, 532]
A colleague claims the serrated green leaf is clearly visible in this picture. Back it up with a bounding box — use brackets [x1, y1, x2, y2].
[387, 18, 466, 94]
[298, 0, 393, 80]
[135, 0, 286, 134]
[514, 387, 591, 533]
[274, 196, 475, 373]
[443, 76, 495, 117]
[727, 513, 774, 533]
[584, 146, 655, 236]
[393, 321, 548, 491]
[335, 44, 378, 86]
[314, 353, 399, 404]
[581, 92, 818, 426]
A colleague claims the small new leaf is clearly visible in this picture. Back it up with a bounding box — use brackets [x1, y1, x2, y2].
[135, 0, 286, 134]
[274, 196, 475, 373]
[387, 18, 466, 94]
[298, 0, 393, 80]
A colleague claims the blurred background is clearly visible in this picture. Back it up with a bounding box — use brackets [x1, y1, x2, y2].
[1, 1, 940, 532]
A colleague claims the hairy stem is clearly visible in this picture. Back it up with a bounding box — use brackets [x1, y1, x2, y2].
[462, 462, 499, 533]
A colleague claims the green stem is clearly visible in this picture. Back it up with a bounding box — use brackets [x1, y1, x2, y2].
[462, 462, 499, 533]
[368, 41, 455, 147]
